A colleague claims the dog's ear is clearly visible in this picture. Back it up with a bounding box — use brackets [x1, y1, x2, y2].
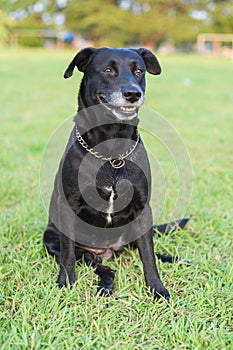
[135, 48, 161, 75]
[64, 47, 97, 78]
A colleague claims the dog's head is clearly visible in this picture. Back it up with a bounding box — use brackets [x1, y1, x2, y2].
[64, 47, 161, 121]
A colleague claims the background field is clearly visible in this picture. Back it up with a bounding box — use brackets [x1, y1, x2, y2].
[0, 49, 232, 349]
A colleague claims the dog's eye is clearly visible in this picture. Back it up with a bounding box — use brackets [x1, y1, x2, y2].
[135, 68, 143, 76]
[103, 68, 113, 73]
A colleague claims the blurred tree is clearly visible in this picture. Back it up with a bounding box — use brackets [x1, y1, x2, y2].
[0, 0, 232, 48]
[0, 10, 13, 46]
[63, 0, 134, 46]
[208, 2, 233, 33]
[126, 1, 200, 48]
[63, 0, 202, 48]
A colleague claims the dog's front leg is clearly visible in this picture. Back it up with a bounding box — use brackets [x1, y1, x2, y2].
[136, 228, 170, 300]
[57, 233, 76, 288]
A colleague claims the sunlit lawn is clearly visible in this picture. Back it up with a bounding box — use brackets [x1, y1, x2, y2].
[0, 48, 232, 349]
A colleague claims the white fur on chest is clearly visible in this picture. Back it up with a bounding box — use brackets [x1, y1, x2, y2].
[105, 186, 115, 224]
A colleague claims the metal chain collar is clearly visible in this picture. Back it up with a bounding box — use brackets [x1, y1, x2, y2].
[73, 125, 139, 169]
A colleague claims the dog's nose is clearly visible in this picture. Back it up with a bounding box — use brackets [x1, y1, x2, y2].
[123, 86, 142, 103]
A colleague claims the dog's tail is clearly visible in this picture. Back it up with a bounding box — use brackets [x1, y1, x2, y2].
[153, 217, 189, 235]
[153, 217, 191, 264]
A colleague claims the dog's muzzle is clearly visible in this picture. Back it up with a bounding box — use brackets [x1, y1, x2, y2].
[97, 89, 144, 121]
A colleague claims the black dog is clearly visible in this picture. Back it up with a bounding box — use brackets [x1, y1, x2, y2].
[44, 47, 187, 300]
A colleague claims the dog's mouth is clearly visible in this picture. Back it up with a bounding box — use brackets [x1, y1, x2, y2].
[97, 95, 139, 120]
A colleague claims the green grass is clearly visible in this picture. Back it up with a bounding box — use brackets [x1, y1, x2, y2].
[0, 48, 232, 349]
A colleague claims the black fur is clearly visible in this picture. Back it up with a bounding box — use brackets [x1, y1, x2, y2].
[44, 47, 189, 300]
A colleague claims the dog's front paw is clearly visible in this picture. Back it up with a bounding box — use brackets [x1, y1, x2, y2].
[57, 266, 76, 288]
[150, 284, 170, 301]
[57, 277, 67, 289]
